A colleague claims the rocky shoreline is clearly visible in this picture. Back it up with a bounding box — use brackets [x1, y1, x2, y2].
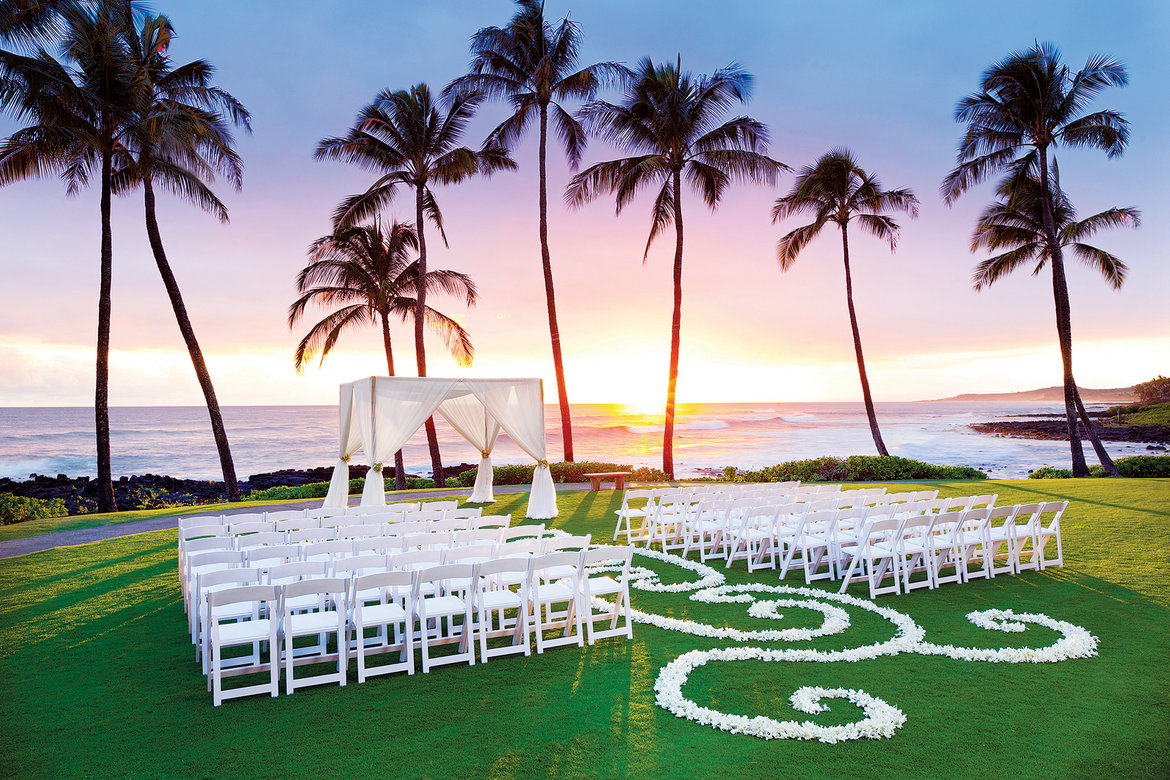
[968, 419, 1170, 446]
[0, 463, 477, 515]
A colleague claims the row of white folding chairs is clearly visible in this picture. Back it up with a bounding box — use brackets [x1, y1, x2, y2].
[179, 502, 472, 535]
[713, 492, 990, 569]
[176, 500, 478, 532]
[203, 544, 635, 705]
[178, 511, 501, 581]
[612, 484, 815, 541]
[181, 520, 525, 615]
[769, 501, 1066, 599]
[190, 530, 577, 655]
[634, 488, 946, 555]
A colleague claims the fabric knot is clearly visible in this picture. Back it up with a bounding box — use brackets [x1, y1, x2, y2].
[341, 454, 351, 464]
[372, 462, 383, 473]
[537, 459, 550, 469]
[481, 450, 490, 459]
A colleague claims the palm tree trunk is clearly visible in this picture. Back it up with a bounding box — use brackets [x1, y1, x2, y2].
[414, 186, 444, 485]
[538, 104, 574, 462]
[143, 177, 240, 501]
[663, 171, 684, 478]
[95, 142, 115, 513]
[381, 311, 407, 491]
[840, 224, 888, 456]
[1074, 385, 1119, 475]
[1037, 148, 1089, 477]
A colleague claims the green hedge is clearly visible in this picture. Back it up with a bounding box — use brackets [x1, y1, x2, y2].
[0, 493, 69, 525]
[731, 455, 988, 483]
[1029, 455, 1170, 479]
[244, 475, 461, 501]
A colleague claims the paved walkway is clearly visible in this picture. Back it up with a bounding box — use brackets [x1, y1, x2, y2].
[0, 483, 607, 560]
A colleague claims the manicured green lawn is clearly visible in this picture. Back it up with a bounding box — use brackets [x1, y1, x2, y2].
[1, 480, 1167, 778]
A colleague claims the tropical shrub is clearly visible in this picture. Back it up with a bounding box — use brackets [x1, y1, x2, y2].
[0, 493, 69, 525]
[736, 456, 987, 483]
[1028, 466, 1075, 479]
[1134, 375, 1170, 405]
[1029, 456, 1169, 479]
[457, 462, 672, 487]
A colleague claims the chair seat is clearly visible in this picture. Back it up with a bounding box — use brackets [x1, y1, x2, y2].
[217, 618, 273, 645]
[585, 576, 622, 595]
[478, 590, 522, 611]
[419, 595, 466, 617]
[357, 602, 407, 625]
[286, 610, 342, 636]
[544, 565, 577, 580]
[533, 583, 575, 603]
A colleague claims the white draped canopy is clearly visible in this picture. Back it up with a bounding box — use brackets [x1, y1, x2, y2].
[322, 377, 557, 519]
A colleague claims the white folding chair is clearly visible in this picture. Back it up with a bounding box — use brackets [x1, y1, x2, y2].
[470, 514, 512, 531]
[301, 540, 354, 564]
[838, 517, 903, 598]
[964, 493, 998, 511]
[473, 557, 532, 662]
[245, 544, 301, 574]
[355, 535, 403, 556]
[352, 570, 415, 681]
[234, 531, 285, 551]
[447, 508, 483, 521]
[1036, 501, 1067, 569]
[184, 550, 244, 615]
[723, 504, 781, 571]
[413, 563, 476, 672]
[289, 528, 334, 544]
[423, 500, 460, 512]
[193, 567, 262, 664]
[266, 510, 308, 524]
[580, 546, 633, 644]
[529, 551, 584, 653]
[956, 508, 994, 582]
[778, 509, 833, 583]
[1010, 503, 1044, 572]
[208, 584, 280, 706]
[985, 505, 1021, 576]
[897, 514, 935, 592]
[282, 577, 349, 693]
[612, 489, 655, 541]
[179, 515, 225, 532]
[340, 523, 386, 540]
[925, 510, 965, 588]
[499, 524, 545, 543]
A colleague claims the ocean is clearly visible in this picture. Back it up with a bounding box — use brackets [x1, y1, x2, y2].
[0, 402, 1148, 482]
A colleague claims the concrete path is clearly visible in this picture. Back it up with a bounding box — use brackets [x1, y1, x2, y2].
[0, 483, 607, 560]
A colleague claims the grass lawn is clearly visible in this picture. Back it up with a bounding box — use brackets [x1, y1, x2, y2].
[1, 479, 1167, 778]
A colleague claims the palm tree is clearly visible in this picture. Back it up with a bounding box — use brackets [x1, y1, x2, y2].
[566, 56, 784, 477]
[289, 221, 477, 490]
[113, 14, 251, 500]
[315, 83, 513, 485]
[772, 148, 918, 456]
[971, 173, 1138, 475]
[1, 0, 136, 511]
[446, 0, 627, 463]
[942, 42, 1129, 476]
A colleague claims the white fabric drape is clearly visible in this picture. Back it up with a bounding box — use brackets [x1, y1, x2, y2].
[353, 377, 458, 506]
[471, 380, 557, 519]
[322, 383, 363, 507]
[322, 377, 556, 518]
[437, 393, 501, 503]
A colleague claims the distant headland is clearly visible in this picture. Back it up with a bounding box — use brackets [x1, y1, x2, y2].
[926, 386, 1136, 404]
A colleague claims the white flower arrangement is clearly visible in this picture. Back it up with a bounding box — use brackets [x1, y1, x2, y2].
[584, 546, 1098, 742]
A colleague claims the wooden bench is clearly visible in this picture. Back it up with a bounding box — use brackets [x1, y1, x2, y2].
[582, 471, 632, 491]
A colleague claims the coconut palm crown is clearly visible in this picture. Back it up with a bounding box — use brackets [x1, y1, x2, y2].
[446, 0, 628, 463]
[566, 56, 784, 476]
[772, 148, 918, 456]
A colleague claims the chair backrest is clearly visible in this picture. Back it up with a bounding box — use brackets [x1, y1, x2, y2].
[542, 534, 592, 553]
[1037, 501, 1068, 529]
[428, 518, 468, 534]
[188, 549, 245, 570]
[347, 504, 392, 516]
[384, 501, 421, 513]
[228, 520, 273, 536]
[355, 535, 402, 554]
[183, 536, 234, 557]
[928, 510, 963, 541]
[224, 512, 267, 527]
[582, 544, 632, 570]
[323, 515, 362, 529]
[898, 513, 935, 540]
[447, 508, 484, 520]
[273, 517, 316, 533]
[351, 512, 400, 526]
[390, 549, 444, 570]
[530, 551, 582, 580]
[938, 497, 968, 512]
[354, 569, 414, 602]
[265, 510, 307, 523]
[198, 567, 261, 593]
[499, 525, 544, 543]
[402, 532, 452, 551]
[341, 523, 385, 540]
[443, 544, 494, 564]
[268, 560, 327, 585]
[301, 540, 354, 562]
[289, 528, 334, 544]
[304, 506, 347, 520]
[414, 563, 476, 596]
[209, 583, 277, 611]
[404, 509, 446, 523]
[496, 538, 542, 558]
[471, 514, 512, 530]
[333, 554, 389, 578]
[860, 516, 904, 548]
[454, 528, 499, 546]
[423, 500, 459, 511]
[966, 494, 998, 510]
[911, 490, 940, 501]
[1013, 503, 1043, 529]
[807, 497, 839, 512]
[475, 556, 531, 586]
[386, 520, 429, 535]
[245, 544, 300, 567]
[179, 517, 224, 533]
[960, 507, 993, 533]
[282, 577, 348, 611]
[987, 504, 1019, 526]
[235, 531, 286, 549]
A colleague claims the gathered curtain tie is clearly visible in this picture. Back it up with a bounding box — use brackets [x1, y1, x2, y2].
[480, 450, 491, 459]
[536, 459, 550, 469]
[340, 454, 351, 463]
[372, 462, 383, 473]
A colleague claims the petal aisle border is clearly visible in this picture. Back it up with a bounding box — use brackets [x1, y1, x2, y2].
[586, 546, 1099, 742]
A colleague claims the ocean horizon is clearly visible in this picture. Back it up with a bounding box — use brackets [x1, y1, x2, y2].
[0, 400, 1148, 482]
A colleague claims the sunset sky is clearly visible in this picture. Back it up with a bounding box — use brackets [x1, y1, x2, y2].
[2, 0, 1166, 408]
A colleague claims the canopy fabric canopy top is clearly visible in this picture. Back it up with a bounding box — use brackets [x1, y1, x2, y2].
[322, 377, 557, 519]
